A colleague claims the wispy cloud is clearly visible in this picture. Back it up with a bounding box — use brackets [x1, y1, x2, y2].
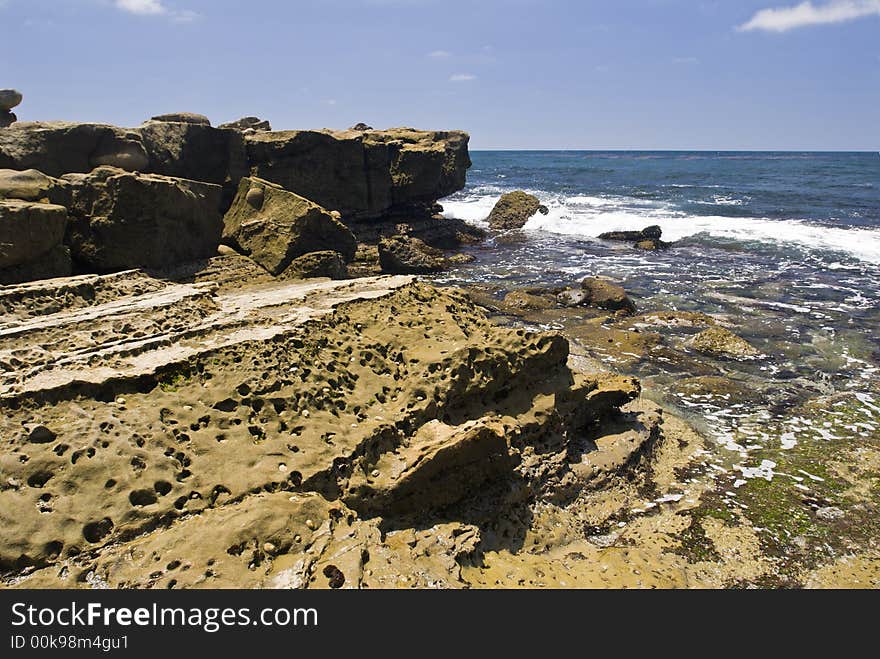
[428, 50, 451, 58]
[449, 73, 476, 82]
[739, 0, 880, 32]
[114, 0, 199, 22]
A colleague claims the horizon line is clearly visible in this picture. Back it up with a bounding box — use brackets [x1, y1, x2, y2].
[468, 147, 879, 153]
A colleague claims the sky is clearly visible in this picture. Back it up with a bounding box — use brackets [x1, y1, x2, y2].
[1, 0, 878, 150]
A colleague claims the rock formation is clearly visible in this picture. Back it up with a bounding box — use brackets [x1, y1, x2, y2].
[280, 250, 349, 280]
[0, 200, 70, 284]
[378, 234, 448, 274]
[0, 89, 22, 128]
[219, 116, 272, 132]
[222, 176, 357, 275]
[0, 122, 149, 176]
[687, 327, 759, 359]
[245, 128, 470, 220]
[0, 269, 646, 588]
[487, 191, 549, 231]
[580, 277, 637, 314]
[63, 166, 224, 271]
[599, 225, 668, 250]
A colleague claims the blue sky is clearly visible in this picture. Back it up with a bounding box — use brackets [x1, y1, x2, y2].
[2, 0, 878, 150]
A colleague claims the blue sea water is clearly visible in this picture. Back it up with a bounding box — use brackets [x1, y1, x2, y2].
[436, 150, 880, 456]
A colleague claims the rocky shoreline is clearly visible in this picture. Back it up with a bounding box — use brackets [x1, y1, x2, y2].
[1, 93, 877, 589]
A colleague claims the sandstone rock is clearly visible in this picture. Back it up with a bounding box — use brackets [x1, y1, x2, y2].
[0, 200, 68, 270]
[0, 112, 15, 129]
[0, 122, 148, 176]
[150, 112, 211, 126]
[0, 244, 71, 285]
[219, 116, 272, 132]
[688, 327, 759, 359]
[0, 169, 58, 202]
[378, 234, 446, 274]
[487, 190, 549, 231]
[350, 123, 373, 131]
[280, 250, 349, 280]
[138, 120, 246, 202]
[0, 90, 22, 112]
[346, 419, 511, 516]
[581, 277, 636, 314]
[504, 289, 556, 310]
[64, 167, 224, 271]
[246, 128, 470, 220]
[223, 176, 357, 276]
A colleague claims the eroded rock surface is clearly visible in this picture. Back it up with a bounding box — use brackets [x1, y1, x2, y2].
[487, 191, 548, 231]
[0, 269, 648, 588]
[222, 177, 357, 275]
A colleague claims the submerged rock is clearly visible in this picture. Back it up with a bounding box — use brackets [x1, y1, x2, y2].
[688, 327, 759, 359]
[581, 277, 637, 315]
[487, 190, 549, 231]
[64, 166, 224, 271]
[222, 176, 357, 276]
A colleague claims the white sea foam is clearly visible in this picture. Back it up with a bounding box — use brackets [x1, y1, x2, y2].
[442, 191, 880, 264]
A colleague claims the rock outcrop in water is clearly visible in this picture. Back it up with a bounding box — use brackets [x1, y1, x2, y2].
[487, 191, 549, 231]
[599, 225, 668, 251]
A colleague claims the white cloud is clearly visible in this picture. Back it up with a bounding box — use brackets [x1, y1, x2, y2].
[428, 50, 451, 58]
[115, 0, 166, 15]
[739, 0, 880, 32]
[113, 0, 199, 21]
[449, 73, 476, 82]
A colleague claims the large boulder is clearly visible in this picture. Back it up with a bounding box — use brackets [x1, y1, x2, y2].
[0, 90, 22, 112]
[222, 177, 357, 276]
[138, 120, 247, 203]
[0, 200, 68, 269]
[279, 250, 349, 280]
[0, 244, 71, 285]
[0, 200, 70, 283]
[0, 169, 60, 203]
[581, 277, 637, 315]
[487, 191, 548, 230]
[0, 122, 149, 176]
[63, 167, 224, 271]
[378, 234, 447, 274]
[245, 128, 471, 220]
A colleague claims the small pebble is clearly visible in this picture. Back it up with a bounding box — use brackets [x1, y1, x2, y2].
[371, 469, 380, 477]
[306, 519, 317, 530]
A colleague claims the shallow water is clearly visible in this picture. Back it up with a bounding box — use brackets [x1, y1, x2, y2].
[435, 150, 880, 481]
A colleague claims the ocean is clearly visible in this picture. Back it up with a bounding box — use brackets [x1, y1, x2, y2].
[436, 150, 880, 460]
